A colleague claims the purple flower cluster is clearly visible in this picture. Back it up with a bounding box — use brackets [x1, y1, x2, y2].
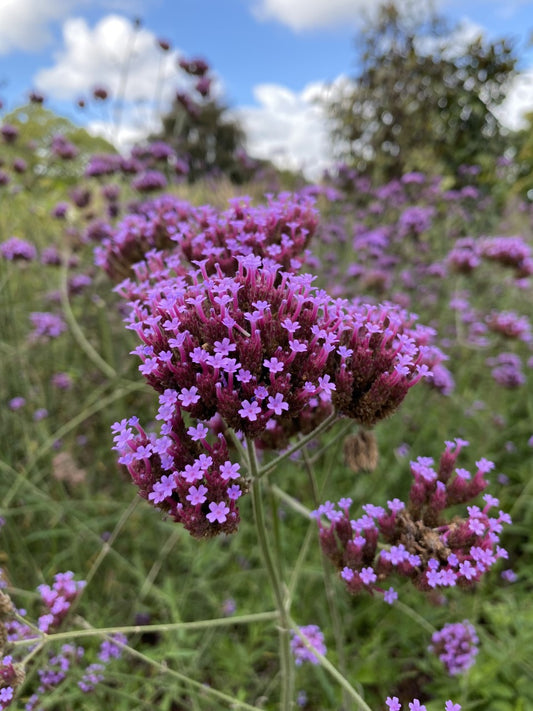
[50, 134, 79, 160]
[0, 656, 24, 710]
[131, 169, 168, 193]
[480, 236, 533, 278]
[429, 620, 479, 675]
[0, 237, 37, 262]
[290, 625, 327, 665]
[397, 206, 435, 238]
[486, 352, 525, 389]
[386, 698, 461, 711]
[0, 125, 18, 143]
[37, 571, 86, 632]
[112, 407, 243, 538]
[111, 190, 442, 536]
[25, 644, 84, 710]
[126, 256, 435, 431]
[486, 311, 531, 342]
[28, 312, 67, 342]
[0, 571, 126, 709]
[446, 237, 481, 274]
[95, 191, 318, 282]
[313, 439, 511, 599]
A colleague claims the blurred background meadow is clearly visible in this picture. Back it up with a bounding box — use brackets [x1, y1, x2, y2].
[1, 0, 533, 709]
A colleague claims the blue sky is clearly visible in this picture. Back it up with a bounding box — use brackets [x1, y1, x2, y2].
[1, 0, 533, 176]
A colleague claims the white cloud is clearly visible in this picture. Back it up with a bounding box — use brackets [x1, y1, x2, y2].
[34, 14, 184, 144]
[0, 0, 77, 54]
[236, 77, 349, 179]
[252, 0, 372, 31]
[35, 15, 178, 102]
[0, 0, 142, 55]
[251, 0, 438, 31]
[496, 70, 533, 130]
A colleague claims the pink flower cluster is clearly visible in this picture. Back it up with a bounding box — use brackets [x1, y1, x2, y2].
[37, 571, 86, 632]
[313, 439, 511, 599]
[480, 235, 533, 278]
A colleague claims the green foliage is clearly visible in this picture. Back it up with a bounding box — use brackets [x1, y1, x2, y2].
[1, 103, 115, 191]
[155, 93, 249, 183]
[512, 110, 533, 200]
[327, 1, 517, 187]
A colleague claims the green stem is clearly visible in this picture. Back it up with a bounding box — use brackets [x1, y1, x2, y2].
[394, 600, 436, 635]
[10, 611, 279, 649]
[2, 381, 145, 508]
[60, 257, 117, 379]
[288, 618, 373, 711]
[247, 437, 294, 711]
[258, 412, 338, 480]
[79, 620, 268, 711]
[301, 446, 350, 710]
[270, 485, 313, 520]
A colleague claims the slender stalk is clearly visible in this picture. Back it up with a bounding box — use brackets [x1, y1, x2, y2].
[247, 437, 294, 711]
[301, 446, 350, 710]
[394, 600, 436, 635]
[10, 611, 279, 649]
[60, 256, 117, 379]
[68, 496, 141, 618]
[3, 381, 145, 508]
[270, 485, 313, 520]
[78, 620, 269, 711]
[258, 412, 338, 480]
[288, 618, 373, 711]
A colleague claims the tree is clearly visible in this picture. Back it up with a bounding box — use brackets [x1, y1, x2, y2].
[153, 57, 252, 183]
[326, 1, 517, 185]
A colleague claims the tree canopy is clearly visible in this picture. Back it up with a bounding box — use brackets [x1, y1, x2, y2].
[326, 1, 517, 185]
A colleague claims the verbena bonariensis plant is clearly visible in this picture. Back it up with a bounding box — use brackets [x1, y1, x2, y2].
[101, 192, 512, 710]
[112, 254, 441, 537]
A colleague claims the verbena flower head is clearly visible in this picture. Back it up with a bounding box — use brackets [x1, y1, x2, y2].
[0, 655, 25, 710]
[487, 353, 525, 389]
[429, 620, 479, 675]
[486, 311, 531, 342]
[28, 312, 67, 342]
[480, 235, 533, 278]
[314, 439, 511, 598]
[96, 192, 318, 282]
[290, 625, 326, 665]
[0, 237, 37, 262]
[326, 301, 440, 426]
[37, 571, 86, 632]
[124, 257, 345, 439]
[112, 410, 242, 539]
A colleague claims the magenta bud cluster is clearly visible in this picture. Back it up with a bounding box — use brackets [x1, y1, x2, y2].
[313, 439, 511, 598]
